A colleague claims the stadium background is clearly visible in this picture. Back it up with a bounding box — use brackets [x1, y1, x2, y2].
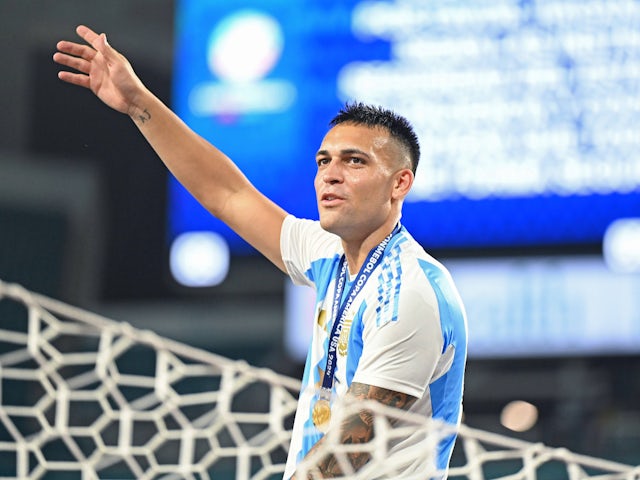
[0, 0, 638, 470]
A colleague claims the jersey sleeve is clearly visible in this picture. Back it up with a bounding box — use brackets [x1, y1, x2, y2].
[280, 215, 341, 287]
[352, 283, 445, 399]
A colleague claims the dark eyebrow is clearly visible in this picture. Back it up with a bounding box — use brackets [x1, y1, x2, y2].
[315, 148, 370, 158]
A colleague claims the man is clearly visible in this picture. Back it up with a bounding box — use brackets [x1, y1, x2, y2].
[54, 25, 467, 479]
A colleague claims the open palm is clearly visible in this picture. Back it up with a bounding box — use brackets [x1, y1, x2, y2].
[54, 25, 146, 116]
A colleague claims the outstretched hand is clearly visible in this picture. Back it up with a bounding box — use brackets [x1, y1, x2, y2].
[54, 25, 147, 116]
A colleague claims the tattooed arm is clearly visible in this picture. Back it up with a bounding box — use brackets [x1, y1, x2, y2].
[293, 382, 418, 479]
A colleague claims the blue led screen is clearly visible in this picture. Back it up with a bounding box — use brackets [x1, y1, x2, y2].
[171, 0, 640, 253]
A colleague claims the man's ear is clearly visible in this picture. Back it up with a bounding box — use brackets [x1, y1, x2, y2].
[392, 169, 414, 200]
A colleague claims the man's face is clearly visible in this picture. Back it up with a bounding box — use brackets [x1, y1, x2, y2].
[314, 123, 408, 242]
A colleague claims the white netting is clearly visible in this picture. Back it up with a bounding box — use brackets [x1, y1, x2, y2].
[0, 278, 638, 480]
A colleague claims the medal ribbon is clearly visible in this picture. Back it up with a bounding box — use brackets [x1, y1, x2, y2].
[319, 224, 401, 397]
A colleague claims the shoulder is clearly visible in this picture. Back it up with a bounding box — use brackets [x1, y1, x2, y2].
[281, 215, 343, 285]
[381, 229, 448, 293]
[392, 229, 458, 290]
[281, 215, 339, 249]
[382, 228, 466, 330]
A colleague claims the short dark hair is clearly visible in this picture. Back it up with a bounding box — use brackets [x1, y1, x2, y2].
[329, 102, 420, 174]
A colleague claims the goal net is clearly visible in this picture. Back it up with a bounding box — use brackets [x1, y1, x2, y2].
[0, 278, 638, 479]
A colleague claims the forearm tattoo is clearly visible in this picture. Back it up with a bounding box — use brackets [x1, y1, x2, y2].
[136, 108, 151, 124]
[302, 382, 418, 478]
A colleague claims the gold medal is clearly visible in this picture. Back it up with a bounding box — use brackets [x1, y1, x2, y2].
[311, 398, 331, 433]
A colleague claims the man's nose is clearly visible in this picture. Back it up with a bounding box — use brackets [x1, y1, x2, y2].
[322, 160, 342, 184]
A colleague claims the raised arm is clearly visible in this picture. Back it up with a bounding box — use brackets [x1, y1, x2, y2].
[54, 25, 288, 271]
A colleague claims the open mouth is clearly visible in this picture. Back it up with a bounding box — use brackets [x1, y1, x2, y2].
[320, 193, 344, 205]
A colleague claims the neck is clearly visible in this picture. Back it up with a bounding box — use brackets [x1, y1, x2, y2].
[341, 222, 399, 276]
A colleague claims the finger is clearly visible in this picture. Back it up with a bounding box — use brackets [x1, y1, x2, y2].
[56, 40, 97, 61]
[53, 51, 91, 75]
[76, 25, 114, 61]
[76, 24, 100, 48]
[96, 33, 119, 64]
[57, 70, 91, 89]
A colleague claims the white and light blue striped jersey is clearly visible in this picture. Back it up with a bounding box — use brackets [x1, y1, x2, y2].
[281, 215, 467, 479]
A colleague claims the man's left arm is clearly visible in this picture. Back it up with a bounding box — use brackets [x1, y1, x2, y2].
[293, 382, 417, 479]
